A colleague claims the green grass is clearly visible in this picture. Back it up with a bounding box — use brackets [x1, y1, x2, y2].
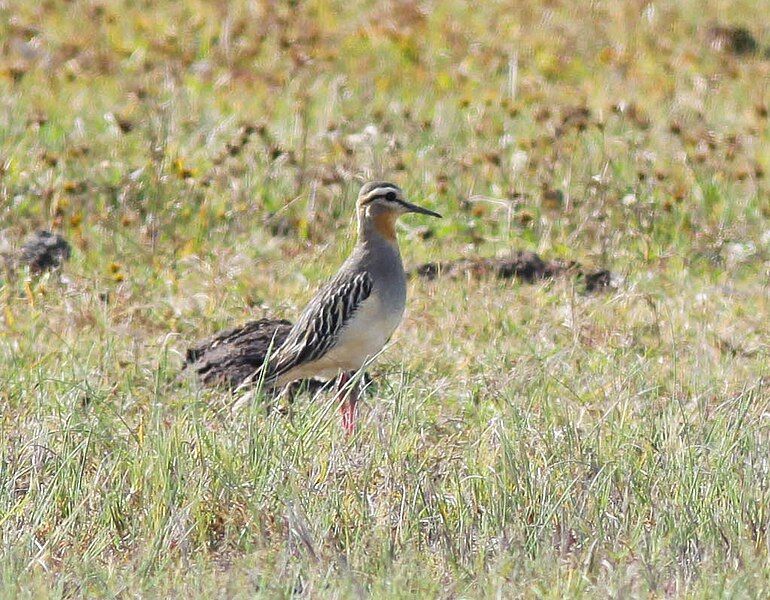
[1, 0, 769, 597]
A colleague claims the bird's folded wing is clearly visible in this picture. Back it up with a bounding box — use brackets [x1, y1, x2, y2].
[268, 270, 373, 380]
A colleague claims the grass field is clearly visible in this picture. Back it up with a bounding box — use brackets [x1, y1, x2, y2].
[1, 0, 769, 597]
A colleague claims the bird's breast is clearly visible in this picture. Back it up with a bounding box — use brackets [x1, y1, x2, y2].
[326, 292, 405, 371]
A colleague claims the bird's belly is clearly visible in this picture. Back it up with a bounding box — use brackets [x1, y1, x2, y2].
[321, 296, 404, 372]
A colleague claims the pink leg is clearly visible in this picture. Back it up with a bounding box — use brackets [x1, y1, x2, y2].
[337, 371, 358, 435]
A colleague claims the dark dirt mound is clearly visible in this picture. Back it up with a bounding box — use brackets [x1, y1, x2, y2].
[706, 25, 759, 55]
[412, 251, 574, 282]
[411, 250, 614, 293]
[19, 230, 71, 272]
[582, 269, 613, 293]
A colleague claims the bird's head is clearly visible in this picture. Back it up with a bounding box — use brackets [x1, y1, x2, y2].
[356, 181, 442, 241]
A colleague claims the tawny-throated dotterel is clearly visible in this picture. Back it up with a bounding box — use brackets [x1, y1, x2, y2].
[262, 181, 441, 432]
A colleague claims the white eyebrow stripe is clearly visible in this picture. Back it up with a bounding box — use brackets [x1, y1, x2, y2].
[361, 186, 401, 204]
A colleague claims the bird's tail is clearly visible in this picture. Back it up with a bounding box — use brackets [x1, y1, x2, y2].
[232, 332, 284, 394]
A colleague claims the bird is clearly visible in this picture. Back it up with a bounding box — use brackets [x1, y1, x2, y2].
[261, 181, 441, 433]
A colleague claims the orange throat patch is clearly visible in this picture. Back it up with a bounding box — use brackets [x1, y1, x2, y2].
[372, 212, 398, 241]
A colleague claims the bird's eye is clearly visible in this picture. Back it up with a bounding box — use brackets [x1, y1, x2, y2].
[385, 191, 397, 202]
